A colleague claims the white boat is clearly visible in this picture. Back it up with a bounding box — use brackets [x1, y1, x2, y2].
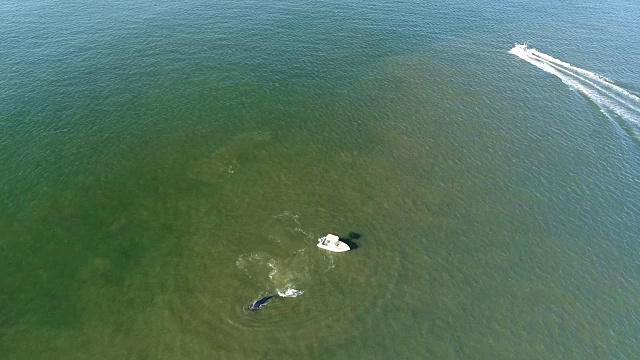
[317, 234, 350, 252]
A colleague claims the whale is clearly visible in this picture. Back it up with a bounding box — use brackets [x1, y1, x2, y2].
[249, 295, 274, 311]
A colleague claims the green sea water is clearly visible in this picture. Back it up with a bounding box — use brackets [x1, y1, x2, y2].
[1, 1, 640, 359]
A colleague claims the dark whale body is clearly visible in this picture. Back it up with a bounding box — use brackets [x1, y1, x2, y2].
[249, 295, 274, 311]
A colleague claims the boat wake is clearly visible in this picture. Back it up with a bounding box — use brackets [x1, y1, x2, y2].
[509, 43, 640, 140]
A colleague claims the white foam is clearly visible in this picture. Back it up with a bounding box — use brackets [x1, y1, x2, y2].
[268, 259, 277, 281]
[277, 287, 304, 298]
[510, 44, 640, 137]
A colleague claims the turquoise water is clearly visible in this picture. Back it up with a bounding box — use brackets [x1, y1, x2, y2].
[1, 1, 640, 358]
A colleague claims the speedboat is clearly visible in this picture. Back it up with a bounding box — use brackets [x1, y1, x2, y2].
[317, 234, 350, 252]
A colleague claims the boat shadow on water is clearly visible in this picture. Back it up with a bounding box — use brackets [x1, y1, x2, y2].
[338, 231, 361, 250]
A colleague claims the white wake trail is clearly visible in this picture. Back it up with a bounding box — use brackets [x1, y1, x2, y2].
[540, 58, 640, 115]
[510, 44, 640, 138]
[527, 51, 640, 114]
[529, 48, 640, 104]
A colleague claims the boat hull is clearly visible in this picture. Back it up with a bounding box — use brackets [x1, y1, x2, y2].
[317, 242, 350, 252]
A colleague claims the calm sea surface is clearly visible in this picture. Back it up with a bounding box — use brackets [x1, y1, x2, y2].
[1, 1, 640, 359]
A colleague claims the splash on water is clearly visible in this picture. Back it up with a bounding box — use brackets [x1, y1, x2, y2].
[277, 287, 304, 298]
[237, 212, 338, 299]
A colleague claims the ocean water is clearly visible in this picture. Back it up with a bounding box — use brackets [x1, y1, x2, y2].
[1, 0, 639, 359]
